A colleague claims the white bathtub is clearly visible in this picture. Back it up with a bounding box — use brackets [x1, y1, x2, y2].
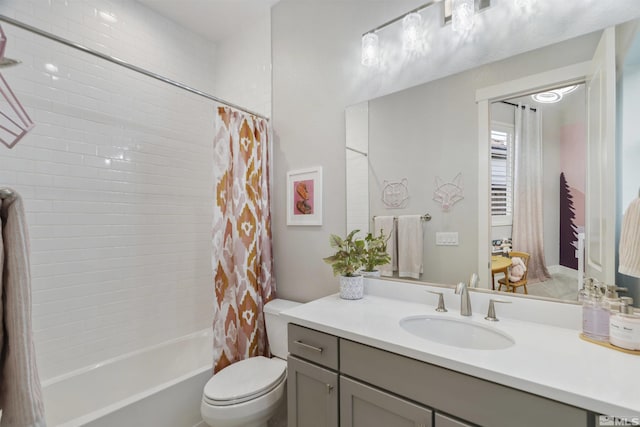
[42, 329, 213, 427]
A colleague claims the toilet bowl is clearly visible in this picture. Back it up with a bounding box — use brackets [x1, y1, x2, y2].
[201, 299, 301, 427]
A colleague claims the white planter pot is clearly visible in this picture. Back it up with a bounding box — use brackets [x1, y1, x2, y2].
[339, 275, 364, 300]
[361, 270, 381, 278]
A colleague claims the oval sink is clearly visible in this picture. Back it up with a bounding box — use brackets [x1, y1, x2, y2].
[399, 315, 515, 350]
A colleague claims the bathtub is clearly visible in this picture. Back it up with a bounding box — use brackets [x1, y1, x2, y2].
[42, 329, 213, 427]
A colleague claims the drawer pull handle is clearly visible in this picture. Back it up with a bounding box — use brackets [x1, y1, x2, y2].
[326, 384, 334, 393]
[294, 340, 323, 353]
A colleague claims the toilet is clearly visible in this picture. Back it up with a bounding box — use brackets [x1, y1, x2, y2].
[201, 299, 301, 427]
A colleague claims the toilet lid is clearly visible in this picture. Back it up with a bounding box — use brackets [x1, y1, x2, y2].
[204, 356, 286, 406]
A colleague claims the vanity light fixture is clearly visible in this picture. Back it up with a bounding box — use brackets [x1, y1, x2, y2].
[451, 0, 475, 33]
[361, 32, 380, 67]
[402, 12, 423, 51]
[361, 0, 490, 67]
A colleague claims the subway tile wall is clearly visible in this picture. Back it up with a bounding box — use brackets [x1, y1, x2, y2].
[0, 0, 226, 380]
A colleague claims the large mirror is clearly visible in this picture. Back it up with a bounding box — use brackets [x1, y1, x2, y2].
[346, 21, 637, 303]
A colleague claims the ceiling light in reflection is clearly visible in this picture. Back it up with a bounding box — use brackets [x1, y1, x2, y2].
[44, 63, 58, 73]
[452, 0, 474, 33]
[532, 91, 562, 103]
[361, 33, 379, 67]
[402, 12, 422, 51]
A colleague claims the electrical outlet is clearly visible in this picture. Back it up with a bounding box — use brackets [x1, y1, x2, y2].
[436, 232, 459, 246]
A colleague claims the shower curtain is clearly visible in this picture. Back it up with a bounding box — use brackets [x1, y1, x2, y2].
[512, 105, 551, 283]
[212, 106, 275, 373]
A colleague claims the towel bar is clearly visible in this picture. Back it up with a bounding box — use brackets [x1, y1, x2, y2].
[372, 213, 431, 222]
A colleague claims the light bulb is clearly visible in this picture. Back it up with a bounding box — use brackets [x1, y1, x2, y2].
[361, 33, 379, 67]
[452, 0, 474, 34]
[402, 12, 422, 52]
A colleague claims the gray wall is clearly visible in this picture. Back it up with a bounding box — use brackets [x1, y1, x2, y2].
[271, 1, 640, 302]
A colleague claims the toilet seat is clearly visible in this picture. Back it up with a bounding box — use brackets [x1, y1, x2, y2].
[203, 357, 286, 407]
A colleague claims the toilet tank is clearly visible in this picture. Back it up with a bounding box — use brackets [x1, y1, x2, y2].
[264, 299, 301, 359]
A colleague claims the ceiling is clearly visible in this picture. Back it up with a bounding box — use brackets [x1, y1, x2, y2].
[138, 0, 280, 42]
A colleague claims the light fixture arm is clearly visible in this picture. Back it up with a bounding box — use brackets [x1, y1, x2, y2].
[362, 0, 491, 36]
[362, 1, 438, 37]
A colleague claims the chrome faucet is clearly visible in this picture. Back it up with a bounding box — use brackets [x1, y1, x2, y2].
[455, 282, 472, 316]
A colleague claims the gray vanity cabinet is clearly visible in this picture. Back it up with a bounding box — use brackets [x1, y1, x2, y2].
[287, 323, 591, 427]
[434, 413, 473, 427]
[287, 356, 338, 427]
[340, 376, 432, 427]
[287, 324, 340, 427]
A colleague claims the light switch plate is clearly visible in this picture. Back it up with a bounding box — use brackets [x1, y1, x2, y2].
[436, 232, 459, 246]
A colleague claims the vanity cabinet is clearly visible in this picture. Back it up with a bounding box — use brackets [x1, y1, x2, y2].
[288, 356, 338, 427]
[288, 324, 340, 427]
[340, 376, 432, 427]
[288, 323, 592, 427]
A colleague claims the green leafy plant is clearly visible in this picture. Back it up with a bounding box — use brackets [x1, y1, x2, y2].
[323, 229, 365, 277]
[362, 229, 391, 272]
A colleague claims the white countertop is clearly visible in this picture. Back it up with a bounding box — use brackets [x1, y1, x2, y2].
[280, 279, 640, 417]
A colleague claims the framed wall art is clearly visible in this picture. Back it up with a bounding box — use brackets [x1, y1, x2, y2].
[287, 166, 323, 226]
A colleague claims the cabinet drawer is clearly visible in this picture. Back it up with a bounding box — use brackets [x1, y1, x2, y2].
[288, 324, 339, 370]
[340, 339, 589, 427]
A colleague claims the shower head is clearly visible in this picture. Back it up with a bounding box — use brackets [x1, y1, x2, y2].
[0, 57, 20, 68]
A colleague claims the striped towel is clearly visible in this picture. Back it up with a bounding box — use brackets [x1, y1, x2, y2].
[0, 191, 46, 427]
[619, 197, 640, 278]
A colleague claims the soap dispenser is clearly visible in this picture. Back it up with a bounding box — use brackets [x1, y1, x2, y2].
[582, 282, 609, 342]
[603, 285, 627, 313]
[609, 297, 640, 351]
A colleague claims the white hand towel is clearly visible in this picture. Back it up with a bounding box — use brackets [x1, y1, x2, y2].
[619, 197, 640, 278]
[398, 215, 423, 279]
[0, 191, 47, 427]
[373, 216, 396, 277]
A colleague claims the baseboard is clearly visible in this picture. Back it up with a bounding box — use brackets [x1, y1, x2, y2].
[548, 264, 578, 277]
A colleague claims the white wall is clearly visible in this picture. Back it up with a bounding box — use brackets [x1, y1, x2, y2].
[271, 0, 640, 302]
[213, 13, 272, 118]
[0, 0, 218, 379]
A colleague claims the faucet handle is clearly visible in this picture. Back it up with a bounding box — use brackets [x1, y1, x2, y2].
[485, 299, 511, 322]
[427, 291, 447, 312]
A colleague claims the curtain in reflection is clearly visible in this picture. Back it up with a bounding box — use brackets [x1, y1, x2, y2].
[212, 107, 275, 373]
[512, 105, 551, 283]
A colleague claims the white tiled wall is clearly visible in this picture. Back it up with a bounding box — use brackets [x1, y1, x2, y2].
[0, 0, 221, 380]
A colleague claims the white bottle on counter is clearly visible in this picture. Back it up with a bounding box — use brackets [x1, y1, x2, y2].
[609, 297, 640, 351]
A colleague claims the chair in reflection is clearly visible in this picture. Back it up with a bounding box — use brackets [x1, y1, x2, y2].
[498, 251, 530, 294]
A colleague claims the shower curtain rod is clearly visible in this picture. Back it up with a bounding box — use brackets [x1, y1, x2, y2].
[500, 100, 537, 112]
[0, 15, 269, 121]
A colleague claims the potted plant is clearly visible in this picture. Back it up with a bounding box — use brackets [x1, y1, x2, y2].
[323, 229, 366, 299]
[361, 229, 391, 277]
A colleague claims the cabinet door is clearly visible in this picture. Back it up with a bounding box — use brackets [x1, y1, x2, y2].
[435, 413, 473, 427]
[340, 376, 432, 427]
[287, 356, 338, 427]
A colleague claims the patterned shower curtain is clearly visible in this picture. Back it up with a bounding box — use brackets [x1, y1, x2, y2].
[212, 106, 275, 373]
